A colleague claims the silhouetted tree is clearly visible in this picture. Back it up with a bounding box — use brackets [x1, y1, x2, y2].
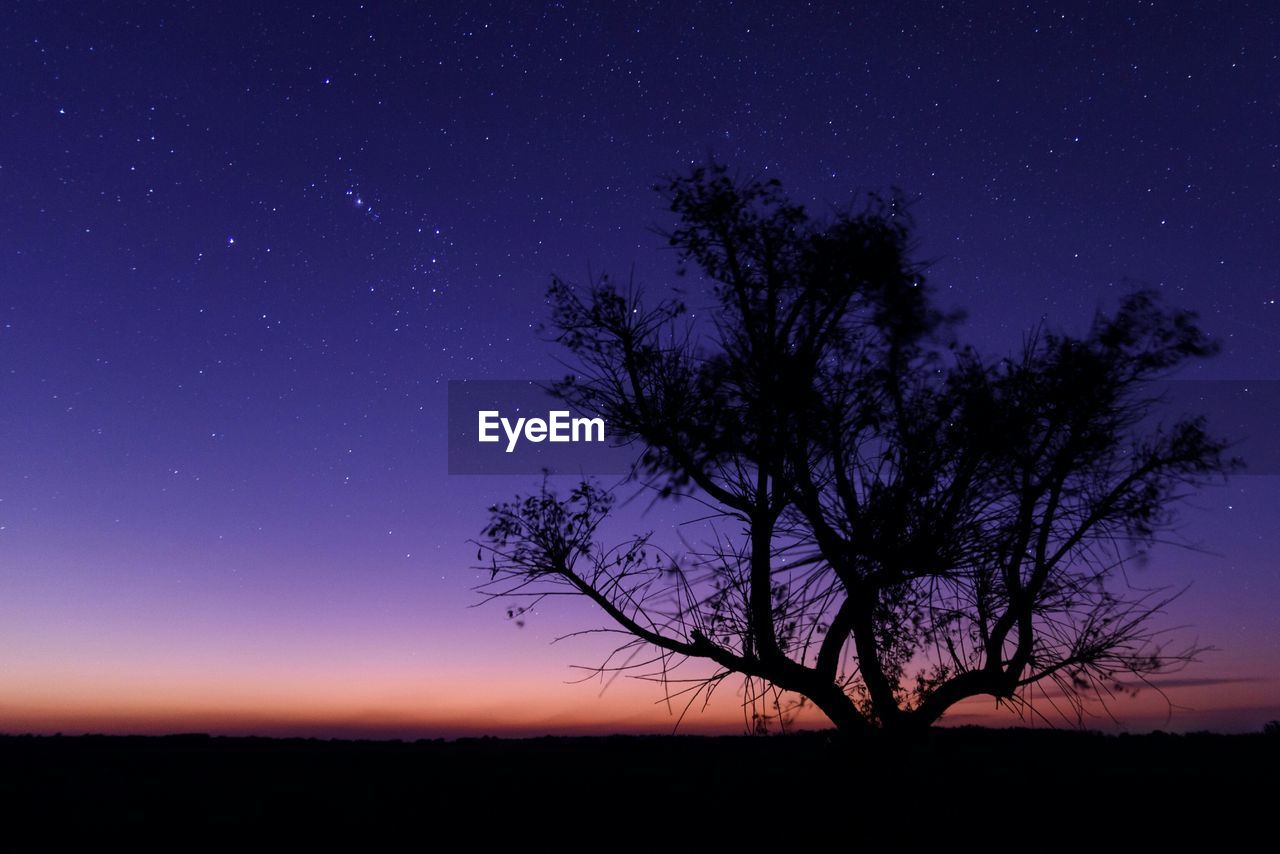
[476, 163, 1240, 734]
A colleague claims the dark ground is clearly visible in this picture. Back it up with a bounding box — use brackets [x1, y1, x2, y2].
[2, 727, 1275, 835]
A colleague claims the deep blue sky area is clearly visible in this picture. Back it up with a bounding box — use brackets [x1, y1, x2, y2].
[1, 2, 1277, 734]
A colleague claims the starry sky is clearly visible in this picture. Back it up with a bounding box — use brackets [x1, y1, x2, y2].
[1, 1, 1277, 737]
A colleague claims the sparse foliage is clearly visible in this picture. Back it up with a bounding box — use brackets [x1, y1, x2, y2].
[476, 162, 1240, 733]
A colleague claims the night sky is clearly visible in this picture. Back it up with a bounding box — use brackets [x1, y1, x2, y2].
[2, 2, 1277, 737]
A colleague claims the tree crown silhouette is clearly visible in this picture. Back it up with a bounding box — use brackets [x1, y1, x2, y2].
[477, 162, 1239, 733]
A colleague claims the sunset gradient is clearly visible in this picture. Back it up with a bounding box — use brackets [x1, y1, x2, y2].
[2, 3, 1277, 738]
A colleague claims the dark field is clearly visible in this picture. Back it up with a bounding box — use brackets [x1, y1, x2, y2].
[2, 727, 1276, 834]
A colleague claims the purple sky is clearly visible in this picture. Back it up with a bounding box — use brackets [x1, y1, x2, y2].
[1, 1, 1277, 736]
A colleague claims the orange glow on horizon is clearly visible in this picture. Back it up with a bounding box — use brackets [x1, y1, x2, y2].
[2, 671, 1272, 739]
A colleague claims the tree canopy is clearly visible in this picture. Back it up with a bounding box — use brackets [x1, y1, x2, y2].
[477, 162, 1240, 733]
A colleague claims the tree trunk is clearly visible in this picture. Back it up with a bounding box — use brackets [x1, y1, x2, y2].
[850, 600, 902, 727]
[809, 684, 869, 735]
